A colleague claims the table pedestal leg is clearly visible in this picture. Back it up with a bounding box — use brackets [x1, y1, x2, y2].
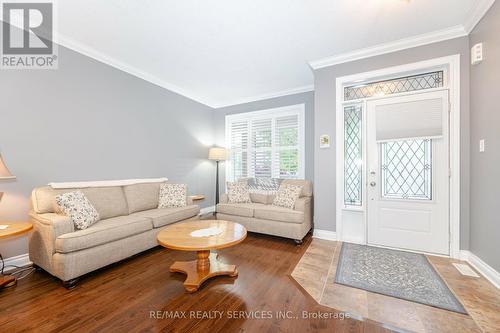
[170, 251, 238, 293]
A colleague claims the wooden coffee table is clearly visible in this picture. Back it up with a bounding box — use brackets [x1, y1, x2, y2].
[157, 220, 247, 292]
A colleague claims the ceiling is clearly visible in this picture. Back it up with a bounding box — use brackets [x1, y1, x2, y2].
[56, 0, 485, 108]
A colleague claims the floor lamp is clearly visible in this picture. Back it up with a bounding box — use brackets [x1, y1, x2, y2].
[208, 147, 227, 205]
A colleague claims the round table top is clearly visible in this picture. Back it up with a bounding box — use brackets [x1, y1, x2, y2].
[157, 220, 247, 251]
[0, 222, 33, 239]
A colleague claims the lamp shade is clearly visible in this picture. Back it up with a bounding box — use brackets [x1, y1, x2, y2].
[208, 147, 227, 161]
[0, 154, 15, 179]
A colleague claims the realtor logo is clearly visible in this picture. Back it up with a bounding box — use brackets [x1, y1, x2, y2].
[1, 1, 58, 69]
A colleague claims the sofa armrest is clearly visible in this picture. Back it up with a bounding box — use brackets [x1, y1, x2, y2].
[294, 197, 311, 212]
[220, 193, 229, 204]
[30, 212, 74, 237]
[187, 196, 194, 206]
[294, 197, 312, 226]
[29, 212, 74, 270]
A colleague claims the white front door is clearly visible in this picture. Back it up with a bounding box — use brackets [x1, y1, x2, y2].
[366, 90, 450, 255]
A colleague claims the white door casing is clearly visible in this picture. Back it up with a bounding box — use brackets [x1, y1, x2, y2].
[366, 90, 450, 255]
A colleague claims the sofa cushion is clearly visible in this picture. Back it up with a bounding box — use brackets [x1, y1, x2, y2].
[253, 205, 304, 224]
[249, 192, 274, 204]
[227, 181, 251, 203]
[272, 184, 302, 209]
[55, 191, 100, 230]
[123, 182, 162, 214]
[79, 187, 129, 220]
[55, 215, 152, 253]
[32, 187, 77, 214]
[158, 183, 187, 208]
[132, 205, 200, 228]
[281, 179, 313, 197]
[216, 203, 265, 217]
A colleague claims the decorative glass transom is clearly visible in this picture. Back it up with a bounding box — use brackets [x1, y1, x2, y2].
[381, 139, 432, 200]
[344, 104, 363, 206]
[344, 71, 444, 101]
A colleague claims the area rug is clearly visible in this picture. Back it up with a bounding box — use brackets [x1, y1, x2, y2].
[335, 243, 467, 314]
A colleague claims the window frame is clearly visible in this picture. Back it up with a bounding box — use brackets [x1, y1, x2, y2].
[343, 103, 364, 207]
[225, 104, 306, 183]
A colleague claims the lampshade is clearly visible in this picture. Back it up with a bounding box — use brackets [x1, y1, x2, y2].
[208, 147, 227, 161]
[0, 154, 15, 179]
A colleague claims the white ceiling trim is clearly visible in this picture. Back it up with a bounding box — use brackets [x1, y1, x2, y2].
[55, 33, 218, 108]
[308, 25, 468, 70]
[463, 0, 496, 33]
[47, 0, 495, 109]
[213, 85, 314, 109]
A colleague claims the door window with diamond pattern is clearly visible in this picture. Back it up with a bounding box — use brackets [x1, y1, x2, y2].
[381, 139, 432, 200]
[344, 104, 363, 206]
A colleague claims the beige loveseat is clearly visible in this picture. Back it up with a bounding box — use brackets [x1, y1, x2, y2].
[216, 179, 312, 243]
[29, 182, 200, 288]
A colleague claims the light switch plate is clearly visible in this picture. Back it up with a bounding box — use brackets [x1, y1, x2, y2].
[479, 139, 485, 152]
[471, 43, 483, 65]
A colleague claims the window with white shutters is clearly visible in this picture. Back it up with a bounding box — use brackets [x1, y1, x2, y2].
[228, 120, 249, 180]
[225, 105, 305, 182]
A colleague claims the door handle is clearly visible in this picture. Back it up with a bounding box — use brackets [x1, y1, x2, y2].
[370, 181, 376, 187]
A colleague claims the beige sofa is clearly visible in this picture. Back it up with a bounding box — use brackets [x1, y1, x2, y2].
[216, 179, 312, 243]
[29, 182, 200, 288]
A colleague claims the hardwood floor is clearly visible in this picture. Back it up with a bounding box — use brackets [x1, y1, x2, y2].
[292, 239, 500, 333]
[0, 233, 394, 333]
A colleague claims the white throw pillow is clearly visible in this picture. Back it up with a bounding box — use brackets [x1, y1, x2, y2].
[55, 191, 100, 230]
[227, 181, 251, 204]
[159, 183, 187, 208]
[272, 184, 303, 209]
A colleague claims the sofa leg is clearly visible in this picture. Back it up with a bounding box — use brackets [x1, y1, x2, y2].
[294, 239, 303, 245]
[63, 278, 79, 289]
[32, 264, 42, 271]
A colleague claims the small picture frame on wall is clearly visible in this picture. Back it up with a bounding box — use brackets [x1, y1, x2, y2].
[320, 134, 330, 149]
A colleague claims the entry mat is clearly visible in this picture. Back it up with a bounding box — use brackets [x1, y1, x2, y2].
[335, 243, 467, 314]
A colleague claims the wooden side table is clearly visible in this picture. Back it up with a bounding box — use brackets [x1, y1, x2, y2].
[190, 195, 205, 202]
[0, 222, 33, 289]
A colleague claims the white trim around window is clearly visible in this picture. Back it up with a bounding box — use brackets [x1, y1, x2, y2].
[225, 104, 306, 183]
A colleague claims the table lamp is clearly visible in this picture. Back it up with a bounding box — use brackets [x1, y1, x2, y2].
[208, 147, 227, 205]
[0, 153, 16, 202]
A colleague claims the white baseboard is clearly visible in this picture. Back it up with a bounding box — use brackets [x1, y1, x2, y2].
[200, 206, 215, 215]
[459, 250, 500, 289]
[312, 229, 337, 241]
[2, 253, 32, 273]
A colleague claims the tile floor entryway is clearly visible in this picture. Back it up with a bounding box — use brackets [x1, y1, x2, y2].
[291, 239, 500, 333]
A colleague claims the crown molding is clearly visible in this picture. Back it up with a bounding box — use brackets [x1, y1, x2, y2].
[40, 0, 496, 108]
[213, 84, 314, 109]
[463, 0, 497, 33]
[55, 33, 218, 108]
[309, 25, 468, 70]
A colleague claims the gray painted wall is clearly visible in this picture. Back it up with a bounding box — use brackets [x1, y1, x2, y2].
[214, 92, 315, 194]
[469, 1, 500, 271]
[313, 37, 471, 250]
[0, 45, 215, 259]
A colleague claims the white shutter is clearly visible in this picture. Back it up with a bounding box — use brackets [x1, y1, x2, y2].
[228, 120, 249, 181]
[274, 115, 299, 179]
[250, 118, 272, 178]
[376, 97, 444, 142]
[225, 104, 305, 182]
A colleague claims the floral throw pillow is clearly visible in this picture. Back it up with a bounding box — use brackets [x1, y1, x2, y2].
[159, 183, 187, 208]
[272, 184, 303, 209]
[227, 181, 251, 204]
[55, 191, 100, 230]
